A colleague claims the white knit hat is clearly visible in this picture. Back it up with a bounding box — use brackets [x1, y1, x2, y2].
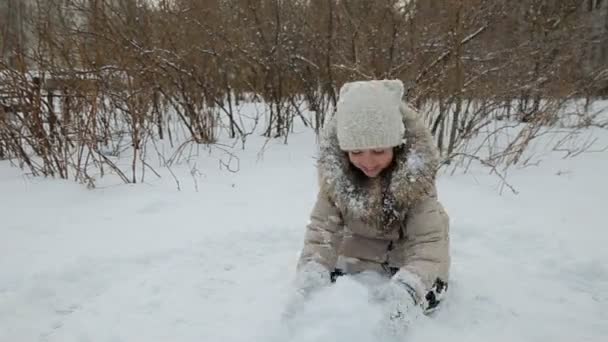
[336, 79, 405, 151]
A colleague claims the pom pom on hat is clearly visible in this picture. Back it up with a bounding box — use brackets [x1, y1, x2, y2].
[336, 79, 405, 151]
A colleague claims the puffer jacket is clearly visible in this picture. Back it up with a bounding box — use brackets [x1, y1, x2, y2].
[297, 102, 450, 312]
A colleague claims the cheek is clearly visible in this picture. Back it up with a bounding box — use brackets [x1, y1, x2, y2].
[352, 159, 365, 169]
[348, 154, 361, 166]
[349, 156, 372, 171]
[378, 154, 393, 168]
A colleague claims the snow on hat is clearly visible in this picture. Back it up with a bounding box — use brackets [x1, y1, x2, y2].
[336, 79, 405, 151]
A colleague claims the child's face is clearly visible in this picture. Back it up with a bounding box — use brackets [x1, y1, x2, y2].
[347, 148, 394, 178]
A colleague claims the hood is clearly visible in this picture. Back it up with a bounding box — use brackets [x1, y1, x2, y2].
[316, 102, 441, 231]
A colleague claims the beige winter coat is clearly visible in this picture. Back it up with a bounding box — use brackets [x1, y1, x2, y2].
[297, 102, 450, 309]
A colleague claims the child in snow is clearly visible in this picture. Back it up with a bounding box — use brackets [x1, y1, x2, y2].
[291, 79, 450, 326]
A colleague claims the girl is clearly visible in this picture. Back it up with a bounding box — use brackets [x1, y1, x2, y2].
[293, 79, 450, 325]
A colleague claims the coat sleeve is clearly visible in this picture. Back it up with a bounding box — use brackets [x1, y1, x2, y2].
[297, 191, 344, 273]
[394, 192, 450, 312]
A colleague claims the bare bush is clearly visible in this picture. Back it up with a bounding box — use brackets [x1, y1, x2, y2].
[0, 0, 606, 188]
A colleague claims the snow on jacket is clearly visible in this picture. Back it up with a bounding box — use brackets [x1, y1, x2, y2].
[297, 102, 450, 311]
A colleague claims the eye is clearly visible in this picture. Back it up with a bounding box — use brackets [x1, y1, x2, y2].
[350, 150, 362, 155]
[372, 149, 386, 155]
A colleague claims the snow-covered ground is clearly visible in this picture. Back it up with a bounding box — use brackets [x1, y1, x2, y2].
[1, 115, 607, 341]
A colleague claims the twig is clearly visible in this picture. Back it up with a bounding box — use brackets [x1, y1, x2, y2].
[166, 162, 181, 191]
[445, 152, 519, 195]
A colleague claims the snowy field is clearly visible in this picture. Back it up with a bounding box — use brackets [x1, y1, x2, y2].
[1, 109, 607, 341]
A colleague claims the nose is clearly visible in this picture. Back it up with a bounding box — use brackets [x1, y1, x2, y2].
[359, 154, 377, 167]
